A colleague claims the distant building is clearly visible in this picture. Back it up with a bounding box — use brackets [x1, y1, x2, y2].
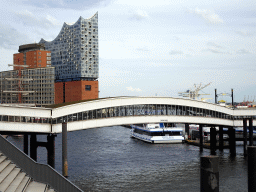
[0, 67, 55, 105]
[13, 43, 51, 70]
[39, 13, 99, 104]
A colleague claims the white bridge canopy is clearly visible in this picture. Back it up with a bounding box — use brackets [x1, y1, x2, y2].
[0, 97, 255, 133]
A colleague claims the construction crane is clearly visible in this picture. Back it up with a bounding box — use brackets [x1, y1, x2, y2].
[178, 82, 212, 100]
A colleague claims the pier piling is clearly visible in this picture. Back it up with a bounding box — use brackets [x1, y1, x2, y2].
[23, 133, 28, 155]
[199, 124, 203, 152]
[249, 118, 253, 146]
[200, 156, 219, 192]
[62, 122, 68, 177]
[243, 119, 248, 156]
[219, 126, 223, 151]
[248, 146, 256, 192]
[229, 127, 236, 156]
[210, 128, 216, 155]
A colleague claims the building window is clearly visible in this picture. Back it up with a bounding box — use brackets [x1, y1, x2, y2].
[85, 85, 91, 91]
[47, 53, 51, 56]
[38, 52, 41, 55]
[47, 57, 51, 60]
[38, 60, 42, 63]
[38, 56, 41, 59]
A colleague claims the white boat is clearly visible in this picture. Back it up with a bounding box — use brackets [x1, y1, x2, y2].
[131, 123, 184, 144]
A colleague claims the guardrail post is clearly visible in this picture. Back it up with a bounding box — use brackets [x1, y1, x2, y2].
[199, 124, 203, 152]
[30, 133, 37, 161]
[249, 118, 253, 146]
[200, 156, 219, 192]
[248, 146, 256, 192]
[23, 133, 28, 155]
[62, 122, 68, 177]
[219, 126, 223, 151]
[243, 119, 248, 156]
[47, 134, 56, 168]
[210, 128, 216, 155]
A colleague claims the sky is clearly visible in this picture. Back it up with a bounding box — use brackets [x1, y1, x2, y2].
[0, 0, 255, 103]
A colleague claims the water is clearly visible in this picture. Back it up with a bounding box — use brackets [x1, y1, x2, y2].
[7, 126, 248, 192]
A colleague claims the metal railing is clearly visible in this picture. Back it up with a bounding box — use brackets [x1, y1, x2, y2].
[0, 135, 83, 192]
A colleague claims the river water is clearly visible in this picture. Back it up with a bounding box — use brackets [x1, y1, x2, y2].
[7, 126, 248, 192]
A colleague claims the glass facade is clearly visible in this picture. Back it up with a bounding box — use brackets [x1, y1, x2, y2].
[39, 13, 99, 82]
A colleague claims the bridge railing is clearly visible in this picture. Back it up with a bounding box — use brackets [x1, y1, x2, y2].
[0, 134, 83, 192]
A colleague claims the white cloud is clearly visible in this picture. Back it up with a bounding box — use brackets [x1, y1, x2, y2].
[0, 24, 30, 49]
[207, 42, 223, 49]
[189, 8, 223, 24]
[236, 49, 251, 54]
[169, 50, 183, 55]
[130, 10, 149, 20]
[14, 10, 60, 29]
[236, 30, 253, 37]
[126, 86, 142, 92]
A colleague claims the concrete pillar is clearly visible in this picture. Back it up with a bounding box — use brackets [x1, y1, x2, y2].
[210, 128, 216, 155]
[200, 156, 219, 192]
[249, 118, 253, 146]
[30, 133, 37, 161]
[219, 126, 223, 151]
[248, 146, 256, 192]
[62, 122, 68, 177]
[229, 127, 236, 156]
[199, 124, 203, 152]
[243, 119, 248, 156]
[23, 133, 28, 155]
[47, 134, 56, 168]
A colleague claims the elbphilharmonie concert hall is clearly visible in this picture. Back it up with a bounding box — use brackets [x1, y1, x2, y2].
[40, 12, 99, 104]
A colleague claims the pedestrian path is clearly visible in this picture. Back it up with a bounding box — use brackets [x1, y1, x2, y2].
[0, 152, 55, 192]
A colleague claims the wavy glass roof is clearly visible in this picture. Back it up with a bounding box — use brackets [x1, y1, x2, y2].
[39, 12, 98, 81]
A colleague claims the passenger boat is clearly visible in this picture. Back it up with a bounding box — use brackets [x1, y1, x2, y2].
[130, 123, 184, 144]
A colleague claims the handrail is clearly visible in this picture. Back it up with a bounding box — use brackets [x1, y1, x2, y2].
[0, 135, 83, 192]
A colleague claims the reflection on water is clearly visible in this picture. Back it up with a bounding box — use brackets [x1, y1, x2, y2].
[7, 126, 248, 192]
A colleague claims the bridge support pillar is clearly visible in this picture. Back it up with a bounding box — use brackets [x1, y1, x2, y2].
[210, 127, 216, 155]
[185, 123, 189, 140]
[199, 124, 203, 152]
[62, 122, 68, 177]
[47, 134, 56, 168]
[219, 126, 223, 151]
[249, 118, 253, 146]
[243, 119, 248, 156]
[229, 127, 236, 156]
[30, 133, 37, 161]
[23, 133, 28, 155]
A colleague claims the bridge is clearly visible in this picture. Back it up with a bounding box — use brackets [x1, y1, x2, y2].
[0, 96, 255, 134]
[0, 96, 255, 188]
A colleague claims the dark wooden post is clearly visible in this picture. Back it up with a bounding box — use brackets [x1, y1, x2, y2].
[201, 156, 219, 192]
[199, 124, 203, 152]
[219, 126, 223, 151]
[62, 122, 68, 177]
[210, 128, 216, 155]
[30, 133, 37, 161]
[23, 133, 28, 155]
[243, 118, 248, 156]
[248, 146, 256, 192]
[229, 127, 236, 156]
[185, 123, 189, 140]
[47, 134, 56, 168]
[249, 118, 253, 146]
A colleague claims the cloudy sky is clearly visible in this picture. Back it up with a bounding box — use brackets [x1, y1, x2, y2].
[0, 0, 255, 103]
